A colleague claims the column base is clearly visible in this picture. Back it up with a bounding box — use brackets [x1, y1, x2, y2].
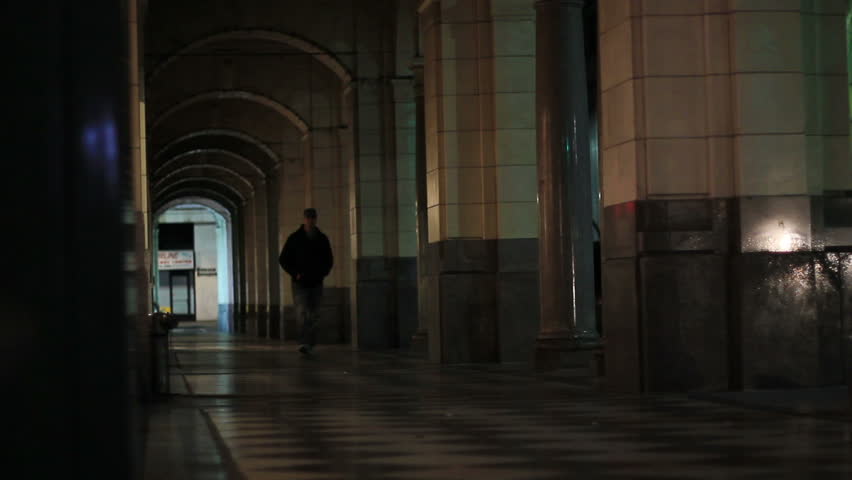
[534, 329, 602, 370]
[410, 328, 428, 356]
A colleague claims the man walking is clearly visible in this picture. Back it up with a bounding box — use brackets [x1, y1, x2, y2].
[279, 208, 334, 355]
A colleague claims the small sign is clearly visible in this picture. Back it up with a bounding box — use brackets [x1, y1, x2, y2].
[158, 250, 194, 270]
[197, 268, 217, 276]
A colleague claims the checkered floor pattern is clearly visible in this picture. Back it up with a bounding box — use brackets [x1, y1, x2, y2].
[166, 324, 852, 480]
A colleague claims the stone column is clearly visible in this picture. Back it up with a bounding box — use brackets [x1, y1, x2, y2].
[7, 0, 136, 475]
[243, 198, 257, 334]
[535, 0, 599, 367]
[266, 168, 281, 339]
[410, 59, 429, 354]
[254, 181, 270, 337]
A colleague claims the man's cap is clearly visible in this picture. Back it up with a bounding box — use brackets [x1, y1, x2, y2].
[304, 208, 317, 219]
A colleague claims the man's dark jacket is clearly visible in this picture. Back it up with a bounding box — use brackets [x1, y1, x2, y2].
[279, 226, 334, 288]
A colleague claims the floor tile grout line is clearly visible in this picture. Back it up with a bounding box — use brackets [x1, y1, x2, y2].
[199, 407, 249, 480]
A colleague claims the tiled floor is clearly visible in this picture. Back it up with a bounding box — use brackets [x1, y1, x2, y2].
[145, 322, 852, 479]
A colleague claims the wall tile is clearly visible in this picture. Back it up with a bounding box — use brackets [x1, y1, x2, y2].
[601, 80, 637, 148]
[358, 154, 383, 181]
[427, 169, 441, 207]
[641, 0, 704, 15]
[496, 165, 537, 202]
[494, 92, 535, 129]
[600, 20, 634, 92]
[731, 0, 804, 11]
[441, 94, 482, 131]
[708, 136, 735, 197]
[812, 14, 847, 75]
[644, 76, 707, 138]
[705, 75, 733, 136]
[358, 232, 384, 257]
[646, 138, 708, 196]
[396, 153, 416, 180]
[808, 75, 848, 136]
[599, 0, 632, 34]
[358, 180, 383, 207]
[442, 130, 483, 167]
[477, 56, 496, 95]
[446, 203, 484, 238]
[440, 0, 477, 23]
[602, 140, 639, 207]
[440, 59, 480, 95]
[734, 73, 804, 134]
[440, 23, 479, 59]
[736, 134, 807, 195]
[733, 12, 802, 72]
[498, 202, 538, 239]
[823, 136, 852, 191]
[643, 16, 704, 76]
[444, 167, 484, 205]
[426, 131, 440, 171]
[492, 19, 534, 56]
[493, 56, 535, 93]
[428, 205, 442, 242]
[494, 128, 536, 165]
[490, 0, 535, 18]
[398, 230, 417, 257]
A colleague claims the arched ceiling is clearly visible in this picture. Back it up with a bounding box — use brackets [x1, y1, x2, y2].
[145, 7, 351, 211]
[156, 196, 233, 222]
[148, 31, 352, 85]
[154, 188, 240, 218]
[153, 129, 280, 169]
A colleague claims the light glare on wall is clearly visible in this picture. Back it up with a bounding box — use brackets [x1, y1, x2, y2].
[751, 220, 805, 253]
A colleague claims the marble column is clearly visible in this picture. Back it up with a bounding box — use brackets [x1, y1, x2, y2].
[410, 59, 428, 354]
[535, 0, 598, 367]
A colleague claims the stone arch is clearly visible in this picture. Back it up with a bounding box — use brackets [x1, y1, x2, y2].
[154, 129, 281, 168]
[156, 196, 233, 220]
[147, 29, 352, 85]
[153, 148, 267, 180]
[149, 90, 310, 134]
[154, 190, 239, 216]
[154, 177, 247, 204]
[152, 164, 255, 194]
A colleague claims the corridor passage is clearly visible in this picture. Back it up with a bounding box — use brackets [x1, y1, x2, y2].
[144, 324, 852, 480]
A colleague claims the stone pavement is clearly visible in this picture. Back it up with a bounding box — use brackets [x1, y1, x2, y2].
[144, 322, 852, 479]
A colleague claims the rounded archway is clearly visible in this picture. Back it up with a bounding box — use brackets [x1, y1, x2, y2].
[153, 197, 235, 332]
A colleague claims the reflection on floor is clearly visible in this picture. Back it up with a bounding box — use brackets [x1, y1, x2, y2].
[144, 322, 852, 479]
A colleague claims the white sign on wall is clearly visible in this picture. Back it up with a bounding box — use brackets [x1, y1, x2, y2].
[158, 250, 195, 270]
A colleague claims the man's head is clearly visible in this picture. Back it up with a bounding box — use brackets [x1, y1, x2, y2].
[303, 208, 318, 232]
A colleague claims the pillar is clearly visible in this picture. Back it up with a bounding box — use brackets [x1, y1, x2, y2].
[278, 145, 306, 340]
[390, 76, 419, 349]
[253, 181, 270, 337]
[310, 128, 350, 344]
[128, 0, 153, 400]
[347, 0, 404, 350]
[418, 0, 539, 364]
[7, 0, 138, 475]
[534, 0, 599, 369]
[243, 198, 257, 334]
[598, 1, 851, 392]
[266, 168, 281, 339]
[411, 59, 429, 354]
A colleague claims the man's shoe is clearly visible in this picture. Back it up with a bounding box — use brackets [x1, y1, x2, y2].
[298, 345, 309, 355]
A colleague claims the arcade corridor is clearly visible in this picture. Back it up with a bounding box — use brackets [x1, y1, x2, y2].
[144, 322, 852, 479]
[8, 0, 852, 477]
